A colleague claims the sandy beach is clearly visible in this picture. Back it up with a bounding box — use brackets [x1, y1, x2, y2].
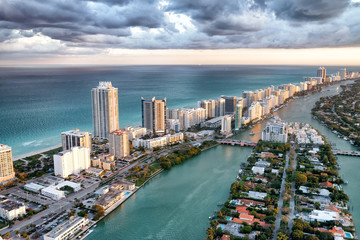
[13, 144, 62, 161]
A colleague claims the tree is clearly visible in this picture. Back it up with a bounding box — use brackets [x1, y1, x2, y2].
[241, 225, 252, 234]
[318, 231, 334, 240]
[206, 227, 215, 240]
[291, 230, 304, 240]
[293, 172, 307, 186]
[277, 232, 288, 240]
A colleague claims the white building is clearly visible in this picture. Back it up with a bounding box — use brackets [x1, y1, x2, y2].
[124, 126, 147, 140]
[166, 119, 181, 132]
[56, 181, 81, 192]
[44, 216, 89, 240]
[309, 210, 339, 222]
[261, 116, 288, 143]
[24, 182, 45, 193]
[248, 101, 263, 121]
[54, 146, 90, 178]
[252, 166, 265, 175]
[41, 186, 65, 200]
[133, 133, 184, 149]
[0, 197, 26, 220]
[109, 130, 130, 159]
[92, 82, 119, 139]
[221, 115, 232, 135]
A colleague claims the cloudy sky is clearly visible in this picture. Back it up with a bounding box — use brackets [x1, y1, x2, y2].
[0, 0, 360, 65]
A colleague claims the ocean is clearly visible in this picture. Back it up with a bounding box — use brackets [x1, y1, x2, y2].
[0, 65, 356, 156]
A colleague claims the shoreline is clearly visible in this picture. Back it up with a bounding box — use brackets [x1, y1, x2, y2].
[13, 144, 62, 161]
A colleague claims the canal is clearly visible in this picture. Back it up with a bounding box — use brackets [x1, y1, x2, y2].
[87, 82, 359, 239]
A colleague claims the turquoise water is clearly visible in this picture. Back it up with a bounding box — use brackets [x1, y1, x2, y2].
[87, 145, 252, 240]
[87, 81, 359, 240]
[1, 65, 356, 156]
[1, 66, 359, 239]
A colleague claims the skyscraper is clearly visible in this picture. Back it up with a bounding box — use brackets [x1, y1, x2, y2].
[0, 144, 15, 183]
[222, 96, 237, 114]
[221, 115, 232, 135]
[61, 129, 92, 152]
[317, 67, 327, 83]
[142, 97, 166, 135]
[235, 103, 242, 130]
[91, 82, 119, 139]
[109, 130, 130, 159]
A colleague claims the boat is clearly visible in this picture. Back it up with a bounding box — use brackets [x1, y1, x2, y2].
[209, 215, 215, 219]
[344, 180, 349, 184]
[217, 202, 223, 206]
[249, 131, 255, 136]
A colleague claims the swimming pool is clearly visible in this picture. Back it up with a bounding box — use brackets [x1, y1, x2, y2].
[345, 232, 353, 238]
[124, 192, 131, 196]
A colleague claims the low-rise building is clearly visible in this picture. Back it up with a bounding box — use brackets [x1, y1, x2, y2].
[0, 197, 26, 220]
[252, 166, 265, 175]
[41, 186, 65, 200]
[43, 216, 89, 240]
[24, 182, 45, 193]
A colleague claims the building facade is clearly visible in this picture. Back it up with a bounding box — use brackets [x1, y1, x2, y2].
[235, 103, 242, 130]
[261, 116, 288, 143]
[54, 146, 90, 178]
[109, 130, 130, 159]
[92, 82, 119, 139]
[0, 144, 15, 184]
[141, 97, 166, 135]
[61, 129, 92, 152]
[221, 115, 232, 135]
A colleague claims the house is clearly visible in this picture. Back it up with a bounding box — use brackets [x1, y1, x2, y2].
[314, 227, 350, 238]
[248, 191, 267, 200]
[254, 175, 268, 183]
[258, 152, 277, 159]
[255, 160, 271, 168]
[309, 210, 339, 222]
[231, 199, 266, 207]
[320, 182, 333, 188]
[221, 235, 230, 240]
[252, 166, 265, 175]
[236, 206, 249, 214]
[233, 214, 265, 226]
[271, 169, 279, 175]
[244, 181, 256, 188]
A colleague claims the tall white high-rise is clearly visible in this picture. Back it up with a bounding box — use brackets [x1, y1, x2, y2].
[235, 103, 242, 130]
[0, 144, 15, 183]
[91, 82, 119, 139]
[142, 97, 166, 135]
[340, 68, 347, 80]
[221, 115, 232, 135]
[54, 147, 90, 178]
[61, 129, 92, 152]
[261, 116, 288, 143]
[109, 130, 130, 159]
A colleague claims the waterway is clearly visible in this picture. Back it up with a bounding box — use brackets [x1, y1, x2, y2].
[88, 81, 360, 239]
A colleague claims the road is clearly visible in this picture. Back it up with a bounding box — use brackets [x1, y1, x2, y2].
[288, 152, 298, 230]
[1, 140, 205, 236]
[272, 152, 290, 240]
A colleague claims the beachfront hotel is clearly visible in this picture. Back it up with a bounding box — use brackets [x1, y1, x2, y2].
[261, 116, 288, 143]
[91, 82, 119, 139]
[141, 97, 166, 135]
[54, 146, 91, 178]
[61, 129, 92, 152]
[0, 144, 15, 184]
[109, 129, 130, 159]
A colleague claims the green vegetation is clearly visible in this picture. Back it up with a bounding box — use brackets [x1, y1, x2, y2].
[312, 79, 360, 147]
[158, 147, 201, 170]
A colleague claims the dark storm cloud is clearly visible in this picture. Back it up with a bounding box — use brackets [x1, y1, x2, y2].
[0, 0, 359, 55]
[270, 0, 350, 21]
[0, 0, 163, 43]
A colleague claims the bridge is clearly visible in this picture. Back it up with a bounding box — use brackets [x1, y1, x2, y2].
[332, 150, 360, 157]
[217, 139, 257, 147]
